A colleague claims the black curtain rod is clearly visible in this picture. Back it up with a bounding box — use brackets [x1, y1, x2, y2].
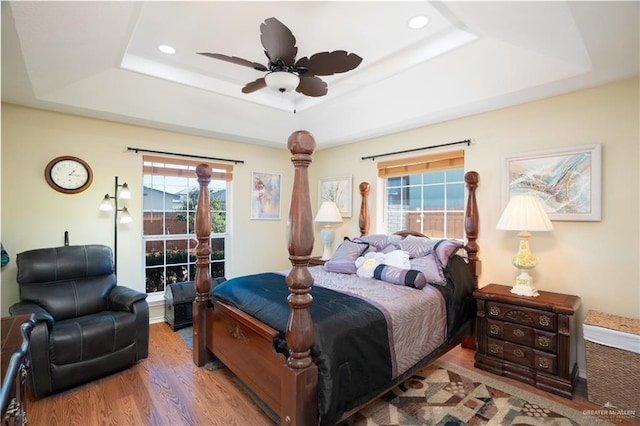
[361, 139, 471, 161]
[127, 147, 244, 165]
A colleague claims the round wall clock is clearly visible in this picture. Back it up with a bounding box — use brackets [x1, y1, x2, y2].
[44, 156, 94, 194]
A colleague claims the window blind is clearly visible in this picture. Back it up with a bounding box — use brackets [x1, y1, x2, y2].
[377, 150, 464, 178]
[143, 155, 233, 181]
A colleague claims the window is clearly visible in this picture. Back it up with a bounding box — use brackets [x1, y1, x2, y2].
[143, 156, 231, 294]
[379, 150, 465, 238]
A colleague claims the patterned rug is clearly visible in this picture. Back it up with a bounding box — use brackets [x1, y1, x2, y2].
[342, 360, 612, 426]
[177, 327, 611, 425]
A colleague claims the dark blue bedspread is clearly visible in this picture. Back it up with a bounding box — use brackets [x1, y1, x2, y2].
[212, 256, 476, 425]
[213, 272, 392, 426]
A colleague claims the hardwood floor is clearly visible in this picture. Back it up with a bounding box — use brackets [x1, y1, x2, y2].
[26, 323, 635, 425]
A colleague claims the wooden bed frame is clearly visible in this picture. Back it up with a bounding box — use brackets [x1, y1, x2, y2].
[191, 130, 480, 425]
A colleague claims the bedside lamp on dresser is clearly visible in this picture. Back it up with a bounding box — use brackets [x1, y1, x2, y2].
[496, 194, 553, 297]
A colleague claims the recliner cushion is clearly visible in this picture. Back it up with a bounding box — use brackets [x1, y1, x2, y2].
[50, 311, 137, 365]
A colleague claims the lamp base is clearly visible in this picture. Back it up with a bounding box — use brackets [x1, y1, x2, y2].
[319, 226, 335, 261]
[510, 270, 539, 297]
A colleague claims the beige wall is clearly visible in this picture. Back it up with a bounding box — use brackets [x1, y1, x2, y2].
[311, 76, 639, 373]
[2, 76, 638, 374]
[1, 105, 295, 315]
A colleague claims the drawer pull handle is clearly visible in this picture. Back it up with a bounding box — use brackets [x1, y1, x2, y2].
[513, 328, 525, 338]
[489, 325, 500, 335]
[489, 343, 500, 354]
[539, 358, 550, 369]
[538, 336, 551, 347]
[489, 306, 500, 316]
[513, 349, 525, 358]
[539, 315, 551, 327]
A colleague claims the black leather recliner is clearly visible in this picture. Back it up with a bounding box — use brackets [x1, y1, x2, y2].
[9, 245, 149, 398]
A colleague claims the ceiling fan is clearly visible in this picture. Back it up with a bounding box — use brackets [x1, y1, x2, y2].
[198, 17, 362, 97]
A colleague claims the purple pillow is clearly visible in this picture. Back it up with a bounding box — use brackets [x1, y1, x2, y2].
[434, 239, 463, 267]
[409, 254, 446, 285]
[396, 235, 437, 258]
[373, 264, 427, 289]
[330, 239, 369, 261]
[323, 239, 369, 274]
[323, 259, 357, 274]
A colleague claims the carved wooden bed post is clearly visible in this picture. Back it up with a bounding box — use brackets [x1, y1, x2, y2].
[463, 171, 480, 286]
[462, 171, 480, 350]
[282, 131, 318, 425]
[358, 182, 370, 236]
[193, 164, 213, 366]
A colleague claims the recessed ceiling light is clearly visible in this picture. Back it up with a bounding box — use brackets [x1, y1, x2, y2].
[157, 44, 176, 55]
[408, 15, 429, 29]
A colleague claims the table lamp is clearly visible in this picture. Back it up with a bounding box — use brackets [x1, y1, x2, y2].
[315, 201, 343, 260]
[496, 194, 553, 297]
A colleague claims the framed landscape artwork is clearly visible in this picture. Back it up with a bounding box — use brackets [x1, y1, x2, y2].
[251, 171, 281, 220]
[502, 144, 602, 221]
[318, 175, 352, 218]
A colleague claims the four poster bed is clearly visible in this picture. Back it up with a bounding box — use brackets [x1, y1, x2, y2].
[191, 130, 481, 425]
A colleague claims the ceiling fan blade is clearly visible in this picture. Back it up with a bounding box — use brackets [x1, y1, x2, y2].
[260, 17, 297, 66]
[296, 76, 328, 97]
[242, 78, 267, 94]
[295, 51, 363, 76]
[197, 52, 268, 72]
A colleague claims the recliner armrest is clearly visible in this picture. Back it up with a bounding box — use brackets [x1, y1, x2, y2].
[9, 302, 55, 328]
[108, 286, 148, 312]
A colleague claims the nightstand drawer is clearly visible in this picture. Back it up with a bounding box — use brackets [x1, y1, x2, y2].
[535, 352, 557, 375]
[486, 301, 556, 332]
[486, 319, 557, 353]
[487, 338, 535, 368]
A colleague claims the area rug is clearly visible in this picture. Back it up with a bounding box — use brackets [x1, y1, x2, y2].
[177, 328, 611, 425]
[341, 360, 612, 426]
[176, 326, 225, 371]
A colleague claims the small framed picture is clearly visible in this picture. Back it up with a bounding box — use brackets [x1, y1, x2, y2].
[503, 144, 602, 221]
[251, 171, 281, 220]
[318, 175, 352, 218]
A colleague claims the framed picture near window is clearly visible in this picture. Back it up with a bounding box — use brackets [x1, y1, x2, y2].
[503, 144, 602, 221]
[251, 171, 281, 220]
[319, 175, 352, 218]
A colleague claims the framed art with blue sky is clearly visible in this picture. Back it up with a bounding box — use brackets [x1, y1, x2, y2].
[502, 144, 602, 221]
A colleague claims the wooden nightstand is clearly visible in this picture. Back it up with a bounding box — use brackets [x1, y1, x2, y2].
[308, 257, 326, 266]
[473, 283, 581, 399]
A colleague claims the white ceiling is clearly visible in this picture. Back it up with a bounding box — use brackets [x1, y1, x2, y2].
[2, 1, 638, 150]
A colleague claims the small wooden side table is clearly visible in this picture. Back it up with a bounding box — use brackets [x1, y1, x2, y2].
[474, 284, 581, 399]
[1, 314, 35, 426]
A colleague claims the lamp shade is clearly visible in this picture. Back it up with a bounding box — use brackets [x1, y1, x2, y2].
[119, 182, 131, 199]
[315, 201, 343, 223]
[496, 194, 553, 232]
[265, 71, 300, 93]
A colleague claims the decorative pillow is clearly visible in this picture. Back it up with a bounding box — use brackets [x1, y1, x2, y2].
[330, 238, 369, 262]
[434, 239, 464, 268]
[382, 250, 411, 269]
[353, 234, 401, 250]
[373, 264, 427, 289]
[396, 235, 437, 258]
[323, 259, 357, 274]
[323, 239, 370, 274]
[355, 252, 385, 278]
[410, 254, 446, 285]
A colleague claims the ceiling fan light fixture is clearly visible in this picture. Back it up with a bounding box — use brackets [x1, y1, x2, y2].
[265, 71, 300, 93]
